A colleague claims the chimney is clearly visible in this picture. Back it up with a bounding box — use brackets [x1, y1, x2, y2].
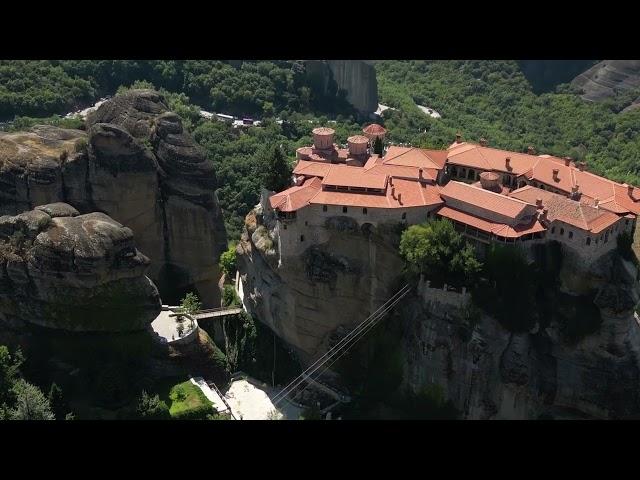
[505, 157, 511, 169]
[536, 198, 543, 208]
[418, 168, 424, 180]
[571, 184, 580, 199]
[628, 184, 635, 198]
[578, 162, 586, 171]
[564, 156, 572, 166]
[540, 208, 548, 222]
[479, 137, 487, 147]
[594, 198, 599, 209]
[552, 168, 559, 181]
[527, 145, 536, 155]
[455, 132, 462, 143]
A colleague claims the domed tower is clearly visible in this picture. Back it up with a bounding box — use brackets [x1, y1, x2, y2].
[479, 171, 502, 193]
[362, 123, 387, 142]
[312, 127, 335, 150]
[347, 135, 369, 157]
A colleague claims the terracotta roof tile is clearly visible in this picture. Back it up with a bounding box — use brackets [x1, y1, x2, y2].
[269, 177, 322, 212]
[437, 206, 546, 238]
[440, 181, 532, 220]
[509, 185, 620, 233]
[321, 165, 388, 189]
[363, 124, 387, 135]
[383, 146, 447, 170]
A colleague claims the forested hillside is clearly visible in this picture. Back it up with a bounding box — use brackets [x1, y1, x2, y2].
[3, 59, 640, 239]
[375, 60, 640, 185]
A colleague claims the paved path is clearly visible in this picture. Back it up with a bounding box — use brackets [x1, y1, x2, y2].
[150, 309, 196, 343]
[224, 378, 302, 420]
[190, 377, 231, 416]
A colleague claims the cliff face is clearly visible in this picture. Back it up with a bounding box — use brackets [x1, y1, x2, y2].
[400, 266, 640, 419]
[304, 60, 378, 115]
[237, 208, 403, 362]
[572, 60, 640, 111]
[0, 90, 227, 306]
[0, 203, 161, 332]
[238, 207, 640, 418]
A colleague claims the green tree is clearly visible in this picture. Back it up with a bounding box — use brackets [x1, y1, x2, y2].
[7, 379, 55, 420]
[373, 135, 384, 155]
[0, 346, 23, 407]
[399, 219, 482, 287]
[48, 383, 71, 421]
[180, 292, 202, 315]
[262, 145, 292, 192]
[136, 390, 170, 420]
[222, 285, 241, 308]
[219, 244, 237, 278]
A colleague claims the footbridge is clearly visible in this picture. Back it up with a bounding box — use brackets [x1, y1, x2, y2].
[192, 307, 244, 321]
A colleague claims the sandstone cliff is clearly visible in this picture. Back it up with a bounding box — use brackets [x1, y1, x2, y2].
[303, 60, 378, 115]
[572, 60, 640, 111]
[237, 208, 403, 363]
[0, 90, 227, 306]
[0, 203, 161, 332]
[237, 206, 640, 418]
[399, 259, 640, 419]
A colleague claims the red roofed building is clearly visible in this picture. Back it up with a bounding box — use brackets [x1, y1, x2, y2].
[263, 127, 639, 263]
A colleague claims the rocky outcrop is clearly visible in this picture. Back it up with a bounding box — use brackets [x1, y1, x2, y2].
[572, 60, 640, 111]
[0, 90, 227, 306]
[399, 256, 640, 419]
[238, 203, 640, 418]
[237, 207, 403, 363]
[303, 60, 378, 115]
[0, 203, 161, 332]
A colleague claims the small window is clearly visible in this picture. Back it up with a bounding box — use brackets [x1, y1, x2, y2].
[569, 231, 573, 239]
[402, 212, 407, 220]
[323, 205, 327, 212]
[305, 221, 308, 226]
[560, 228, 564, 236]
[551, 227, 556, 234]
[626, 219, 629, 226]
[595, 239, 598, 245]
[283, 224, 287, 230]
[363, 208, 368, 215]
[586, 237, 591, 246]
[300, 235, 304, 242]
[343, 206, 348, 213]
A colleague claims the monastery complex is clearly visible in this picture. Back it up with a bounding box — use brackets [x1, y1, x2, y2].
[263, 124, 640, 265]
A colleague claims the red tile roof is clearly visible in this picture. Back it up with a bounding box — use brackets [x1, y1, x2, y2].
[383, 146, 447, 170]
[347, 135, 369, 144]
[293, 160, 333, 178]
[312, 127, 335, 135]
[321, 164, 388, 189]
[437, 206, 546, 238]
[310, 178, 442, 209]
[269, 177, 322, 212]
[509, 185, 620, 234]
[440, 181, 533, 221]
[363, 124, 387, 135]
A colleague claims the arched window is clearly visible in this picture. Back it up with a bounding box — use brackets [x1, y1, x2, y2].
[586, 237, 591, 246]
[363, 208, 368, 215]
[551, 227, 555, 234]
[323, 205, 327, 212]
[569, 231, 573, 239]
[560, 228, 564, 236]
[402, 212, 407, 220]
[300, 235, 305, 242]
[343, 206, 348, 213]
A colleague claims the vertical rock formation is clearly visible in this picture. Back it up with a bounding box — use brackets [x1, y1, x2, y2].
[0, 90, 228, 306]
[572, 60, 640, 111]
[0, 203, 161, 332]
[303, 60, 379, 115]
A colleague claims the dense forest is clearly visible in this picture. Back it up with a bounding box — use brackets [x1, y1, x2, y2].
[3, 60, 640, 239]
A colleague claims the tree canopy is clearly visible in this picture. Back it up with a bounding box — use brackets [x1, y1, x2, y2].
[399, 219, 482, 288]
